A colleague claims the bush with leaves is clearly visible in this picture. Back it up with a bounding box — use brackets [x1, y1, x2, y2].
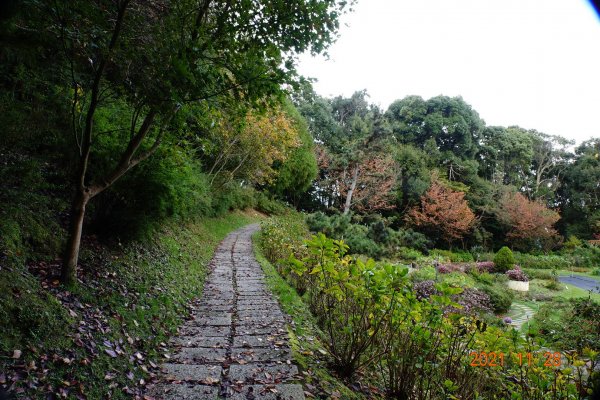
[287, 233, 407, 377]
[506, 266, 529, 282]
[430, 249, 474, 263]
[279, 233, 598, 398]
[493, 246, 515, 272]
[478, 282, 514, 313]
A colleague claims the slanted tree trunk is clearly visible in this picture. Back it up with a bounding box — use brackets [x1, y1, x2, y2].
[61, 109, 160, 285]
[343, 164, 359, 215]
[61, 189, 91, 285]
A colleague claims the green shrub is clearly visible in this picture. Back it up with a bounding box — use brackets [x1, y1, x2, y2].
[260, 213, 309, 268]
[92, 148, 214, 239]
[396, 247, 423, 261]
[522, 268, 555, 280]
[493, 246, 515, 273]
[255, 192, 287, 215]
[430, 249, 474, 263]
[441, 272, 476, 288]
[343, 224, 382, 258]
[287, 233, 405, 378]
[468, 270, 495, 285]
[562, 235, 583, 251]
[592, 268, 600, 276]
[545, 280, 562, 291]
[478, 283, 514, 313]
[512, 253, 569, 269]
[410, 266, 436, 283]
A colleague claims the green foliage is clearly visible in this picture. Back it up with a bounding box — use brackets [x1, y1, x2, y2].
[493, 246, 515, 272]
[513, 252, 571, 269]
[0, 271, 71, 352]
[0, 152, 66, 264]
[93, 147, 213, 239]
[563, 235, 583, 251]
[522, 268, 555, 280]
[478, 282, 514, 313]
[259, 213, 311, 294]
[270, 100, 318, 202]
[397, 247, 423, 261]
[533, 298, 600, 352]
[410, 266, 437, 283]
[276, 232, 598, 398]
[429, 249, 474, 263]
[287, 233, 407, 378]
[305, 212, 430, 258]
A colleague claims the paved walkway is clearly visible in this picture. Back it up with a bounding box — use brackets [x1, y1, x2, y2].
[150, 224, 305, 400]
[558, 275, 600, 293]
[507, 302, 536, 330]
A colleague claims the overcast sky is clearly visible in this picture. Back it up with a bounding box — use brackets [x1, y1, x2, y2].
[297, 0, 600, 144]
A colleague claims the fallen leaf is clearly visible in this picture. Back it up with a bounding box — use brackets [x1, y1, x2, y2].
[12, 349, 22, 359]
[105, 349, 117, 358]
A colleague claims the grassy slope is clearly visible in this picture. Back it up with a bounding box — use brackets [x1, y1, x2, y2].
[0, 210, 262, 399]
[252, 233, 371, 400]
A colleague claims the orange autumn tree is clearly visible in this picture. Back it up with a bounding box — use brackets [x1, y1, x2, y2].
[497, 192, 561, 251]
[407, 180, 475, 246]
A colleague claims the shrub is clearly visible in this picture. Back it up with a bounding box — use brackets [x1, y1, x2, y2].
[287, 233, 406, 378]
[592, 268, 600, 276]
[474, 261, 495, 273]
[260, 214, 309, 268]
[455, 288, 492, 314]
[468, 270, 495, 285]
[413, 281, 491, 314]
[343, 224, 382, 258]
[430, 249, 474, 263]
[544, 280, 562, 291]
[513, 253, 570, 270]
[93, 150, 214, 239]
[493, 246, 515, 272]
[437, 263, 463, 274]
[413, 280, 439, 300]
[506, 266, 528, 282]
[254, 192, 288, 215]
[522, 268, 554, 280]
[396, 246, 423, 261]
[479, 283, 514, 313]
[563, 235, 583, 251]
[410, 266, 436, 283]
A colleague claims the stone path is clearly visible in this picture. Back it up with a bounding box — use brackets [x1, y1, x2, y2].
[507, 302, 536, 329]
[150, 224, 305, 400]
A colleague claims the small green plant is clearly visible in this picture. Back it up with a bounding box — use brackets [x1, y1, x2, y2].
[563, 235, 583, 251]
[287, 233, 407, 378]
[493, 246, 515, 272]
[478, 283, 514, 313]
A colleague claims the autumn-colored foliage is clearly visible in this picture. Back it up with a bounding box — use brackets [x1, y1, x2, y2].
[497, 192, 561, 250]
[407, 181, 475, 245]
[207, 107, 300, 186]
[338, 156, 398, 213]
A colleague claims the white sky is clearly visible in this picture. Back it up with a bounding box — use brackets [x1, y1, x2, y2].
[297, 0, 600, 144]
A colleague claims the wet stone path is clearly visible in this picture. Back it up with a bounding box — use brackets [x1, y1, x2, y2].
[150, 224, 305, 400]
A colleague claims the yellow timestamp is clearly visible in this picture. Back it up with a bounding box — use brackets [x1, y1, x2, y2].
[469, 351, 563, 368]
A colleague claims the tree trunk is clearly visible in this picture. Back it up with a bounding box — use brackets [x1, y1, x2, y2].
[62, 189, 90, 285]
[343, 165, 359, 215]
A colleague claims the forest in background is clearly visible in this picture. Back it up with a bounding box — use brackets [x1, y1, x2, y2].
[1, 0, 600, 398]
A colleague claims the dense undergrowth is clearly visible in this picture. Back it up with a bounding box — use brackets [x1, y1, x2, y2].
[259, 213, 600, 400]
[0, 211, 261, 398]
